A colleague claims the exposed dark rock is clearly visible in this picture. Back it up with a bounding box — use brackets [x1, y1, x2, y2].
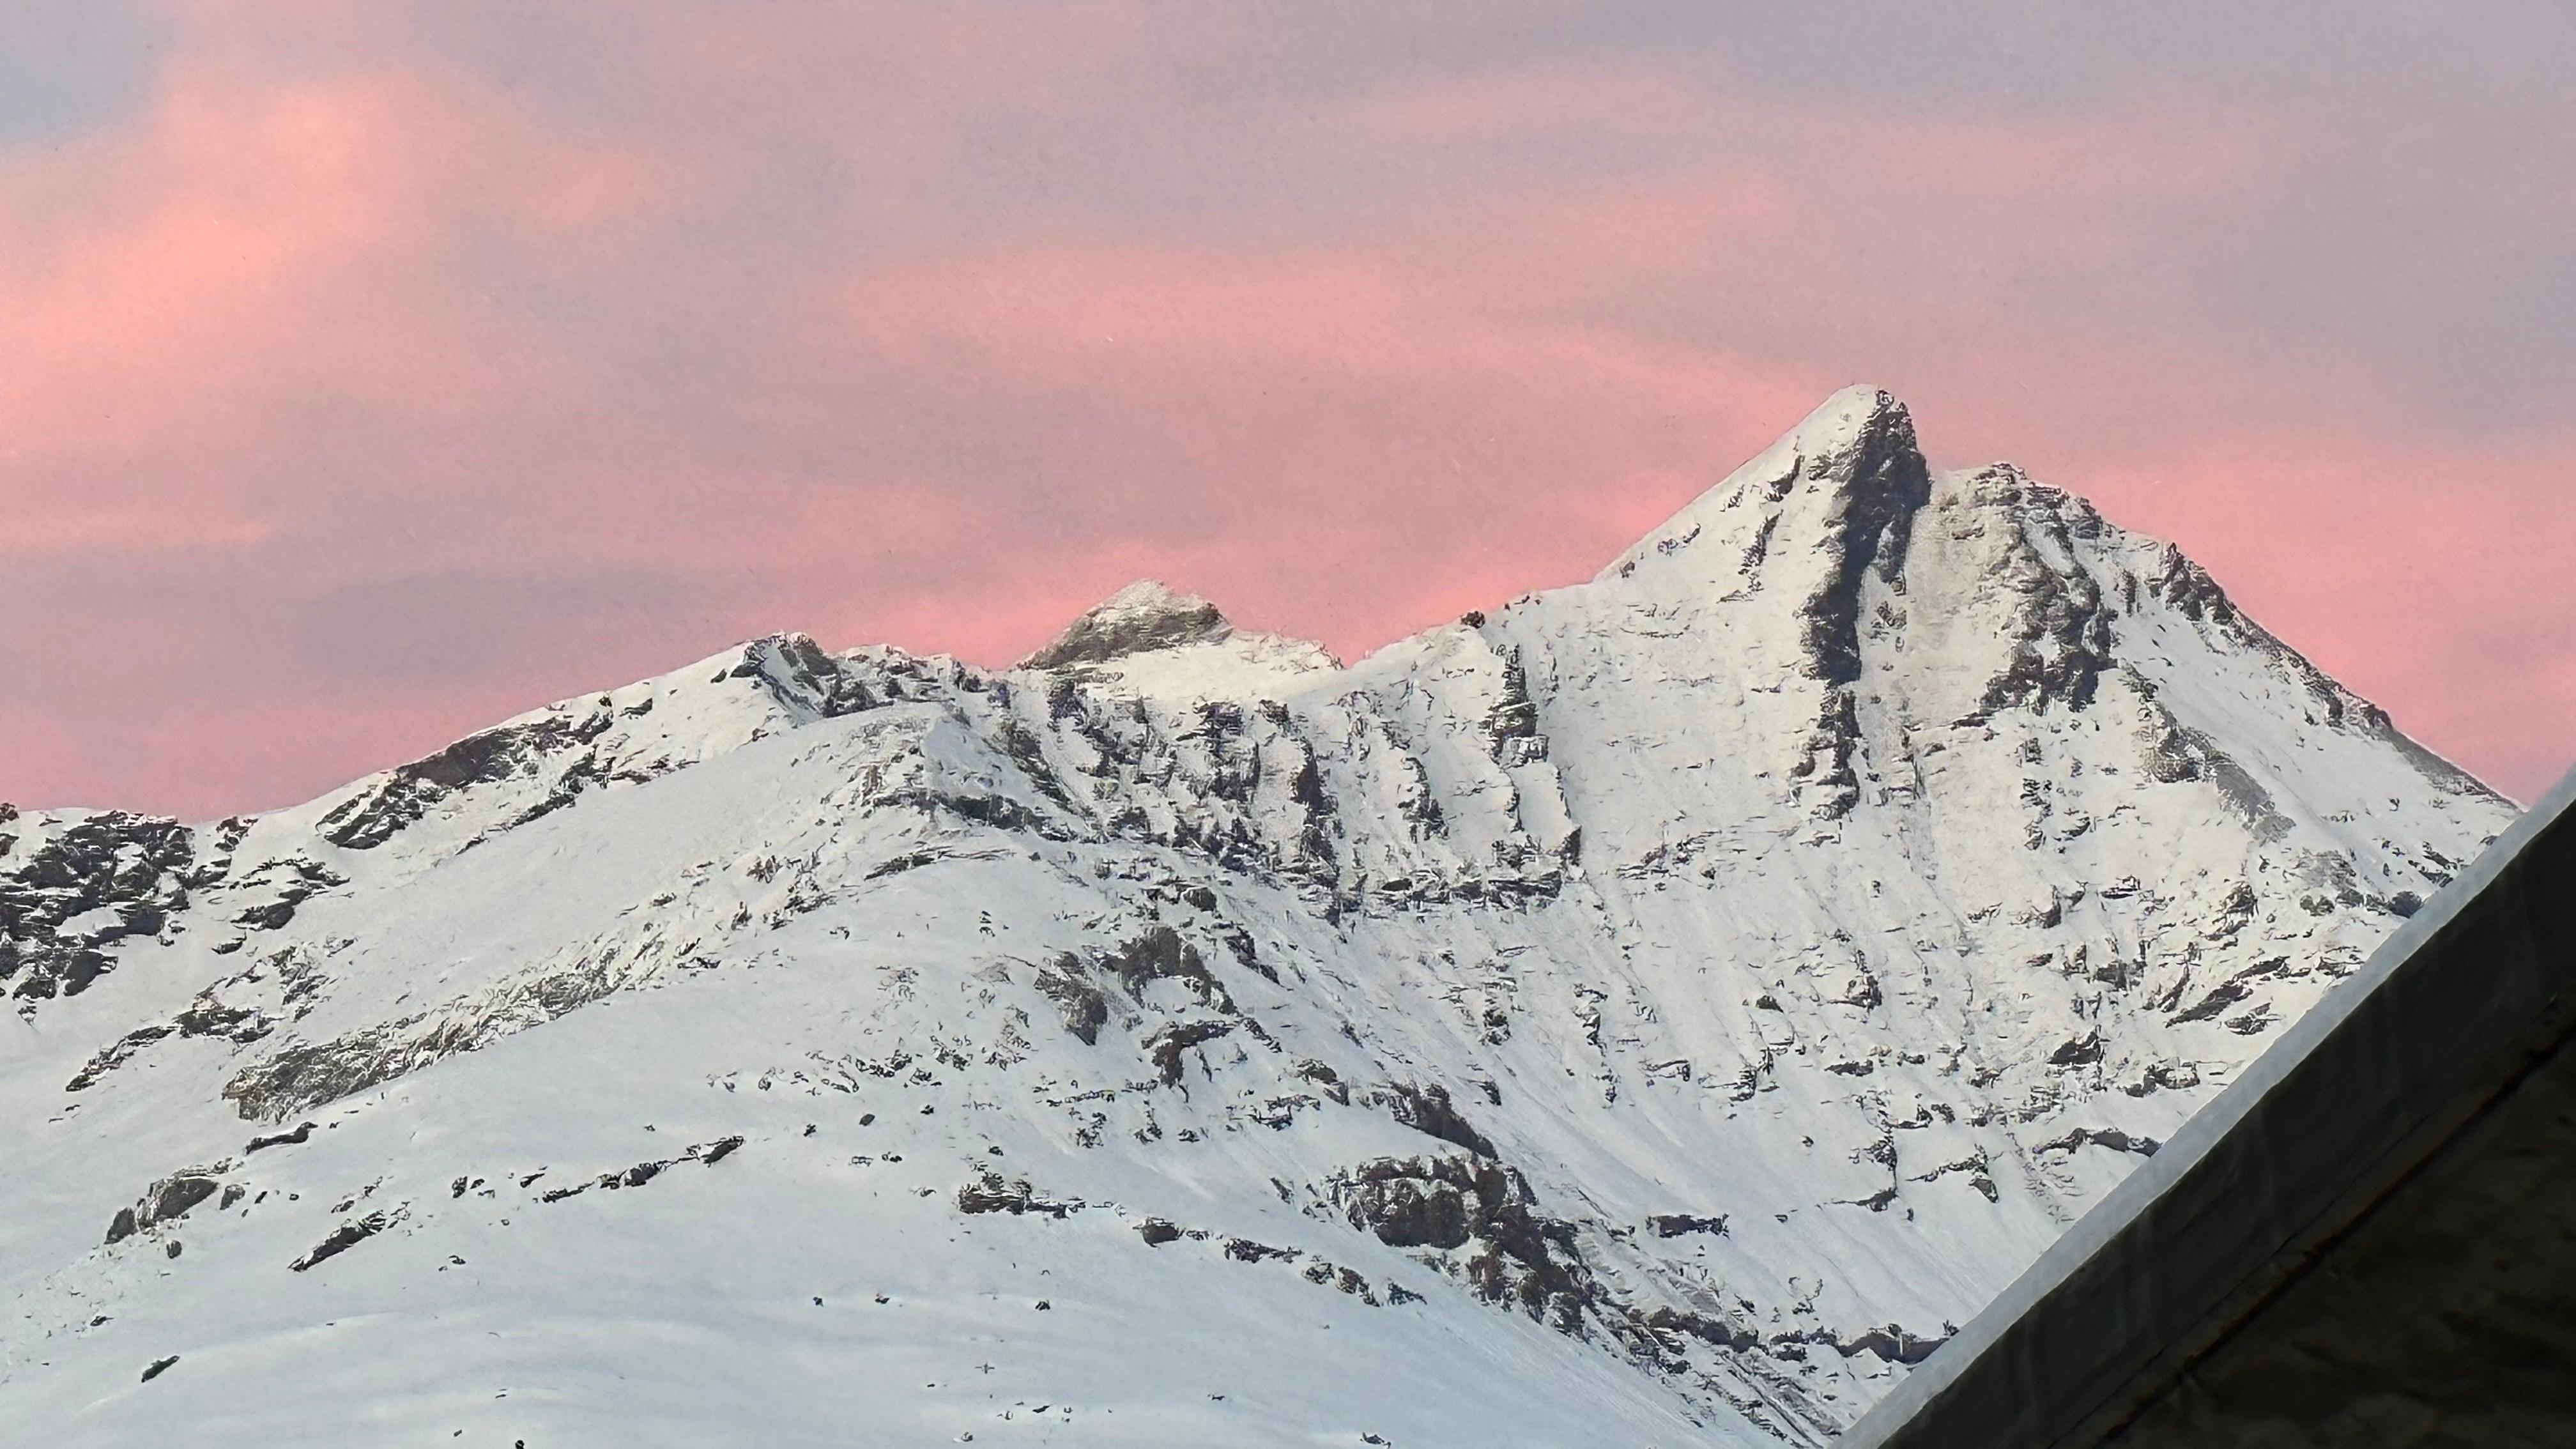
[1249, 1094, 1317, 1130]
[2124, 1061, 2203, 1098]
[1789, 690, 1867, 822]
[1, 812, 195, 1007]
[107, 1170, 227, 1244]
[1020, 582, 1231, 670]
[175, 997, 266, 1041]
[879, 785, 1062, 838]
[65, 1023, 177, 1092]
[1796, 391, 1933, 687]
[315, 710, 620, 851]
[1101, 927, 1233, 1013]
[2145, 716, 2294, 841]
[1482, 649, 1545, 763]
[1338, 1157, 1489, 1251]
[1330, 1154, 1597, 1328]
[741, 632, 880, 717]
[956, 1171, 1080, 1218]
[224, 946, 639, 1122]
[863, 848, 944, 881]
[1784, 1322, 1951, 1365]
[1144, 1020, 1235, 1086]
[144, 1175, 220, 1225]
[245, 1122, 316, 1153]
[2171, 979, 2255, 1026]
[1293, 1059, 1350, 1105]
[224, 1020, 475, 1121]
[1136, 1218, 1182, 1246]
[289, 1211, 392, 1271]
[1954, 470, 2117, 719]
[2050, 1031, 2106, 1068]
[1646, 1213, 1729, 1239]
[1035, 957, 1110, 1044]
[2035, 1126, 2161, 1158]
[1643, 1305, 1761, 1353]
[992, 716, 1086, 818]
[1298, 1258, 1381, 1305]
[542, 1146, 712, 1201]
[1383, 1083, 1496, 1158]
[1203, 923, 1277, 985]
[1848, 1184, 1903, 1213]
[2225, 1004, 2278, 1036]
[140, 1355, 180, 1383]
[233, 899, 300, 931]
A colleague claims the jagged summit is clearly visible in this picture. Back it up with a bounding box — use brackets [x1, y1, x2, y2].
[1598, 385, 1929, 593]
[1018, 579, 1233, 670]
[1786, 383, 1917, 458]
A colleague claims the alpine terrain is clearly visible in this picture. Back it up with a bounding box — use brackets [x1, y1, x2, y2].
[1, 389, 2518, 1446]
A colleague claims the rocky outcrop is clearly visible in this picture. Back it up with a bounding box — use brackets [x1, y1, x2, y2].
[1, 812, 195, 1006]
[957, 1172, 1084, 1218]
[1330, 1154, 1600, 1330]
[1790, 390, 1936, 687]
[104, 1169, 227, 1245]
[1020, 582, 1233, 670]
[288, 1210, 395, 1272]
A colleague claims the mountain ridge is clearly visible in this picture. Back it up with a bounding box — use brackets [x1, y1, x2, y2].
[2, 389, 2515, 1446]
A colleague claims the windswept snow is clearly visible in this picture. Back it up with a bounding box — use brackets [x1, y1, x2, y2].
[1, 389, 2515, 1446]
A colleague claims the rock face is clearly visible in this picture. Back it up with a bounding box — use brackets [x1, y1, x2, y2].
[0, 388, 2517, 1447]
[1018, 580, 1238, 669]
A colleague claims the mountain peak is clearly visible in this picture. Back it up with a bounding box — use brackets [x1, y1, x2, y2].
[1787, 384, 1915, 457]
[1600, 387, 1932, 622]
[1019, 579, 1234, 669]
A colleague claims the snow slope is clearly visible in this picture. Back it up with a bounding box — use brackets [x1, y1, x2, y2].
[1, 390, 2516, 1446]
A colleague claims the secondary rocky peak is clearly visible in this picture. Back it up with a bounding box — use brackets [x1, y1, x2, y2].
[1019, 579, 1234, 670]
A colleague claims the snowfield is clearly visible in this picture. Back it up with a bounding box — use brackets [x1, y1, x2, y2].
[2, 389, 2515, 1446]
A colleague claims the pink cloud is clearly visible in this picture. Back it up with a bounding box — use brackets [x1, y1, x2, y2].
[822, 243, 1827, 636]
[2069, 431, 2576, 802]
[0, 55, 687, 518]
[0, 6, 2567, 818]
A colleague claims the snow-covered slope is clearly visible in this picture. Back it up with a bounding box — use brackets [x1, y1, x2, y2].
[2, 390, 2515, 1446]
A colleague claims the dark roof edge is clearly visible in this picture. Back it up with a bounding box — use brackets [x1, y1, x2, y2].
[1843, 763, 2576, 1449]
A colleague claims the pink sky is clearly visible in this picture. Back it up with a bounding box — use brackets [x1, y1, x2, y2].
[4, 1, 2571, 818]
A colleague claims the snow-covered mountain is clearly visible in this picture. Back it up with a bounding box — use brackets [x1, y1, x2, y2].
[2, 389, 2515, 1446]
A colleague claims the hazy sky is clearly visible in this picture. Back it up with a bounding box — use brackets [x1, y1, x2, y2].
[5, 1, 2571, 818]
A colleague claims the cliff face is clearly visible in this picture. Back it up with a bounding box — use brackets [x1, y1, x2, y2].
[1, 389, 2513, 1446]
